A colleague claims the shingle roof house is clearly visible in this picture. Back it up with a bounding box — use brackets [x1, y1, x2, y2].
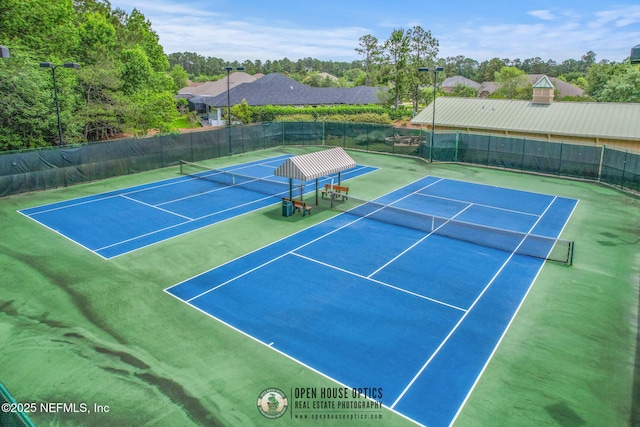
[196, 73, 386, 126]
[202, 73, 383, 107]
[441, 76, 481, 93]
[478, 74, 585, 98]
[177, 72, 259, 100]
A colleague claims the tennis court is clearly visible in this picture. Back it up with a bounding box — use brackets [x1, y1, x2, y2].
[18, 155, 376, 259]
[166, 176, 578, 427]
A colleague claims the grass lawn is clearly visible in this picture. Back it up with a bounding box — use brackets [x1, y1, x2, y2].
[171, 114, 201, 130]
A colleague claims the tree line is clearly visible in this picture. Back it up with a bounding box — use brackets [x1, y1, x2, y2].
[0, 0, 179, 151]
[170, 36, 640, 107]
[1, 0, 638, 152]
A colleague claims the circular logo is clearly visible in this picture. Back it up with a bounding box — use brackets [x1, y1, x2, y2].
[257, 388, 288, 419]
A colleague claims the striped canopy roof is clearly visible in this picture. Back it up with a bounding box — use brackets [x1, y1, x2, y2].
[274, 147, 356, 181]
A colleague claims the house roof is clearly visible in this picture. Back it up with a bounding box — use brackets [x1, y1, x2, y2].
[529, 74, 584, 97]
[532, 75, 554, 89]
[195, 73, 384, 107]
[177, 72, 258, 99]
[441, 76, 481, 90]
[478, 74, 585, 98]
[411, 97, 640, 141]
[317, 72, 339, 81]
[274, 147, 356, 181]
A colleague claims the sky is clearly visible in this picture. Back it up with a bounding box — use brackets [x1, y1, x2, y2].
[108, 0, 640, 64]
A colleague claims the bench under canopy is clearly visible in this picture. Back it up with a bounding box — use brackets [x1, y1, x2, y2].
[273, 147, 356, 203]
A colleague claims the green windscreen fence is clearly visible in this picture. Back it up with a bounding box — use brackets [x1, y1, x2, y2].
[0, 382, 35, 427]
[448, 134, 603, 179]
[1, 122, 638, 196]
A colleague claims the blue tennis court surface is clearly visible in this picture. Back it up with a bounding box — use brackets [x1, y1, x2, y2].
[18, 155, 376, 259]
[166, 177, 578, 427]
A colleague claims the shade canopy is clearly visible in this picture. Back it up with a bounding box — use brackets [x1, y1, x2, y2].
[274, 147, 356, 182]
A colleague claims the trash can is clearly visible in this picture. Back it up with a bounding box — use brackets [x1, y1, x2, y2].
[282, 200, 293, 217]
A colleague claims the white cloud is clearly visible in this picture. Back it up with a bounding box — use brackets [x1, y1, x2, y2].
[110, 1, 640, 63]
[528, 10, 555, 21]
[155, 18, 368, 61]
[438, 5, 640, 62]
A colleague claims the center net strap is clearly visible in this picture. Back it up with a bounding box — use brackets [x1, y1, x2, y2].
[180, 160, 297, 199]
[331, 195, 574, 264]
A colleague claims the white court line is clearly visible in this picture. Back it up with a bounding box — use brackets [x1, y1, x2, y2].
[183, 174, 425, 302]
[24, 193, 123, 216]
[413, 191, 541, 217]
[103, 165, 375, 257]
[163, 288, 419, 426]
[164, 175, 573, 427]
[390, 196, 558, 410]
[16, 210, 108, 259]
[291, 252, 467, 313]
[154, 179, 230, 205]
[184, 205, 374, 302]
[367, 203, 474, 278]
[95, 194, 278, 253]
[120, 195, 194, 220]
[448, 197, 579, 427]
[23, 155, 292, 215]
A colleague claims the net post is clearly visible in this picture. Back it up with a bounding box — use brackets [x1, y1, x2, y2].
[568, 241, 574, 266]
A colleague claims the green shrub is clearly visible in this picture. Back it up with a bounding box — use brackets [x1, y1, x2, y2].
[248, 105, 411, 123]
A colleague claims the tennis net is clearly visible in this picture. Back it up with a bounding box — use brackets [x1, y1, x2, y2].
[180, 160, 296, 199]
[329, 195, 574, 265]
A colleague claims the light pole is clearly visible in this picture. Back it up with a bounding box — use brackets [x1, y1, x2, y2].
[40, 62, 80, 146]
[418, 66, 443, 162]
[225, 66, 245, 126]
[225, 66, 245, 155]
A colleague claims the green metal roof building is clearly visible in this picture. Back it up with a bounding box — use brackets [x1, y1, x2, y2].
[412, 90, 640, 152]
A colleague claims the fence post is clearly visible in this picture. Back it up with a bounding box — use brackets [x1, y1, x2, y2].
[189, 128, 194, 162]
[429, 131, 436, 163]
[455, 131, 459, 163]
[597, 144, 605, 182]
[87, 142, 93, 183]
[322, 121, 325, 146]
[486, 135, 491, 166]
[557, 142, 563, 175]
[621, 149, 628, 189]
[161, 135, 165, 167]
[127, 139, 132, 175]
[343, 122, 346, 148]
